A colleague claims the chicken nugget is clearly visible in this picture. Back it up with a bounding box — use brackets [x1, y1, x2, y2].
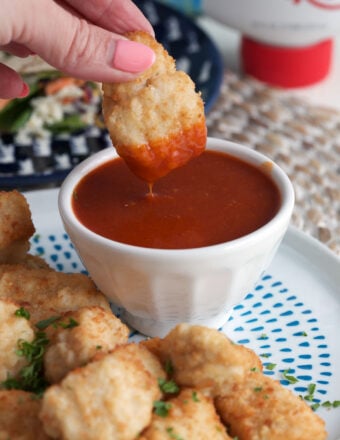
[0, 389, 50, 440]
[141, 388, 232, 440]
[44, 306, 129, 383]
[0, 190, 35, 264]
[0, 298, 34, 383]
[0, 264, 110, 325]
[40, 344, 162, 440]
[215, 372, 327, 440]
[155, 324, 262, 397]
[102, 31, 207, 182]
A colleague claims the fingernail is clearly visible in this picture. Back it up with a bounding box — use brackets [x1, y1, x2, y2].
[19, 82, 30, 98]
[110, 40, 155, 73]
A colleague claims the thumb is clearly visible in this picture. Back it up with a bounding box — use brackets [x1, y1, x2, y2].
[0, 63, 29, 99]
[14, 0, 155, 83]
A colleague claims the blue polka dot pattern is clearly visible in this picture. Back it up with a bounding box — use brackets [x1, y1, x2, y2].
[30, 233, 332, 406]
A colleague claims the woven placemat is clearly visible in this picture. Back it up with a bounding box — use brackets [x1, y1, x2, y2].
[206, 71, 340, 256]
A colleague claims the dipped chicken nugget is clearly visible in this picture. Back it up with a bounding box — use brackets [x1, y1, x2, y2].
[40, 344, 163, 440]
[44, 306, 129, 383]
[0, 264, 110, 325]
[102, 31, 207, 182]
[151, 324, 262, 397]
[0, 298, 34, 383]
[141, 388, 232, 440]
[215, 371, 327, 440]
[0, 190, 35, 264]
[0, 390, 50, 440]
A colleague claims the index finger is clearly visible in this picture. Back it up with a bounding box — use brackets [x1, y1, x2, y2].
[64, 0, 154, 36]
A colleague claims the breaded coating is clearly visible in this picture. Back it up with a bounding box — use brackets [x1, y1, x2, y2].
[141, 389, 232, 440]
[40, 344, 162, 440]
[102, 31, 207, 182]
[44, 306, 129, 383]
[154, 324, 262, 397]
[0, 390, 50, 440]
[0, 264, 110, 324]
[215, 372, 327, 440]
[0, 190, 35, 264]
[0, 298, 34, 382]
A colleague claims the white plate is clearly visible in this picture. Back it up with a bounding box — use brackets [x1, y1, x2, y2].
[25, 188, 340, 438]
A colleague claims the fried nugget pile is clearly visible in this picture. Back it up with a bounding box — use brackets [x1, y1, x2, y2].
[102, 31, 207, 183]
[0, 190, 327, 439]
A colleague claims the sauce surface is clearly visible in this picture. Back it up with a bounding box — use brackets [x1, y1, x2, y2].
[73, 151, 281, 249]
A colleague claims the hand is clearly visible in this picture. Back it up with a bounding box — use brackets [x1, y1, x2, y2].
[0, 0, 155, 99]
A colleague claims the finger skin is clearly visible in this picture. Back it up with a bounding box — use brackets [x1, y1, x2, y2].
[0, 63, 26, 99]
[1, 0, 155, 83]
[64, 0, 155, 36]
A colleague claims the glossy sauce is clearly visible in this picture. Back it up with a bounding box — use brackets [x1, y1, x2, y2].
[72, 151, 281, 249]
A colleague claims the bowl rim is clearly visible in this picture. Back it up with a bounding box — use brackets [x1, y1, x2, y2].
[58, 137, 295, 259]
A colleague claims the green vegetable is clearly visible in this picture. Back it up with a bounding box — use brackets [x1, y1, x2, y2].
[265, 363, 276, 371]
[158, 378, 179, 395]
[14, 307, 30, 320]
[57, 317, 79, 329]
[35, 316, 61, 330]
[166, 427, 184, 440]
[1, 331, 49, 395]
[0, 86, 39, 133]
[153, 400, 172, 417]
[45, 114, 87, 134]
[282, 369, 299, 384]
[191, 391, 200, 402]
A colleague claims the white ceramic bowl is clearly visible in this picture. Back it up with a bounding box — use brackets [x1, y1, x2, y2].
[58, 138, 294, 337]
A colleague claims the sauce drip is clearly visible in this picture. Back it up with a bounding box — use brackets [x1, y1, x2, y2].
[73, 151, 281, 249]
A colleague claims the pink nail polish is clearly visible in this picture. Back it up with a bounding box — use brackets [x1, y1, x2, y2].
[111, 40, 155, 73]
[19, 82, 30, 98]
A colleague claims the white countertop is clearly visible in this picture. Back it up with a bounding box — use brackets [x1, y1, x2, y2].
[198, 16, 340, 111]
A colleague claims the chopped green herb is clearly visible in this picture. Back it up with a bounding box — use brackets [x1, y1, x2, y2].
[307, 383, 316, 395]
[153, 401, 172, 417]
[321, 401, 332, 408]
[333, 400, 340, 408]
[191, 391, 200, 402]
[158, 378, 179, 394]
[166, 427, 184, 440]
[250, 367, 260, 372]
[15, 307, 30, 320]
[259, 333, 268, 339]
[58, 318, 79, 329]
[96, 345, 102, 350]
[165, 359, 174, 376]
[35, 316, 60, 330]
[260, 353, 270, 358]
[265, 363, 276, 371]
[282, 370, 299, 384]
[311, 403, 320, 411]
[1, 331, 49, 395]
[300, 331, 308, 336]
[254, 387, 263, 392]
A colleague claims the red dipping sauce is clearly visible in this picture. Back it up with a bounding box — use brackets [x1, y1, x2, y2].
[72, 151, 281, 250]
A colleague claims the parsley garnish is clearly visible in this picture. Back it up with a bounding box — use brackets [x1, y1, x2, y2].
[57, 318, 79, 329]
[265, 363, 276, 371]
[35, 316, 60, 330]
[166, 427, 184, 440]
[282, 369, 299, 384]
[254, 386, 263, 392]
[35, 316, 79, 331]
[165, 359, 174, 376]
[158, 378, 179, 394]
[191, 391, 200, 402]
[1, 331, 49, 395]
[15, 307, 30, 320]
[153, 400, 172, 417]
